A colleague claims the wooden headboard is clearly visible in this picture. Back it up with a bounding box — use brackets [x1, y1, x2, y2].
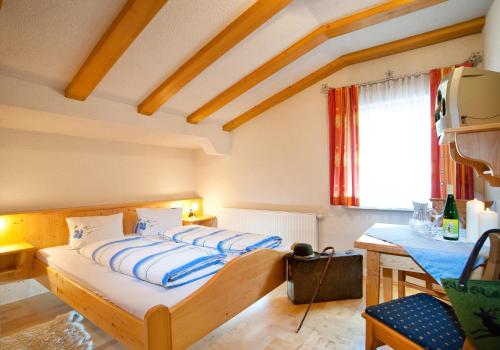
[0, 198, 203, 248]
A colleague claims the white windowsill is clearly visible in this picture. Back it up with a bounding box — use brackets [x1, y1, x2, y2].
[342, 206, 413, 212]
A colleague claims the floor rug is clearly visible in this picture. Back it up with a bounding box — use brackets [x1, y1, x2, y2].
[0, 311, 93, 350]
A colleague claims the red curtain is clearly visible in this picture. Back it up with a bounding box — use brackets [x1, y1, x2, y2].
[328, 86, 360, 206]
[430, 64, 474, 200]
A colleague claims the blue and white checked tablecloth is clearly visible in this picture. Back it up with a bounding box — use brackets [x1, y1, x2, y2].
[365, 223, 486, 284]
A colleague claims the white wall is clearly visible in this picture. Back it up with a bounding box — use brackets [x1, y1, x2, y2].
[0, 128, 197, 213]
[0, 127, 198, 304]
[483, 0, 500, 212]
[195, 34, 483, 250]
[484, 0, 500, 71]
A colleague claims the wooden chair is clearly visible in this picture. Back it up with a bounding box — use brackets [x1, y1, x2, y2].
[396, 199, 494, 300]
[397, 270, 448, 300]
[363, 232, 500, 350]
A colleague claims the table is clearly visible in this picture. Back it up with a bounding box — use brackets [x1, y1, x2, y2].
[354, 234, 433, 306]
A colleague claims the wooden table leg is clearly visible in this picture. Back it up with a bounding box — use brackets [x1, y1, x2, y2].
[366, 251, 380, 307]
[397, 270, 406, 298]
[382, 268, 393, 302]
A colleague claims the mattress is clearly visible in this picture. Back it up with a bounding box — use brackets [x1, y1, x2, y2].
[36, 240, 291, 319]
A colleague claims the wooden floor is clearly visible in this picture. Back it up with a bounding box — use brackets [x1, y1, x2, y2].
[1, 283, 371, 349]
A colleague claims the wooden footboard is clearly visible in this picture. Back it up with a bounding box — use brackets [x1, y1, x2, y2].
[33, 248, 287, 349]
[169, 248, 286, 349]
[33, 258, 148, 349]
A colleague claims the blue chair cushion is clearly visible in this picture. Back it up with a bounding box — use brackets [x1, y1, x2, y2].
[365, 293, 465, 350]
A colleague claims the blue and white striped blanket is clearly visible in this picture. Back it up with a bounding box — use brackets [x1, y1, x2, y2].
[162, 225, 282, 255]
[79, 236, 225, 288]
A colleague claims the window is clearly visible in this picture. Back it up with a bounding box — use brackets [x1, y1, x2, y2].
[358, 74, 431, 209]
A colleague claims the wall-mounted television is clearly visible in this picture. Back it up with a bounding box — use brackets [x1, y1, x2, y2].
[435, 67, 500, 144]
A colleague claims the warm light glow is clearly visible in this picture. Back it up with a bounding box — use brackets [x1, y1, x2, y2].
[168, 199, 202, 218]
[191, 202, 199, 211]
[0, 217, 6, 231]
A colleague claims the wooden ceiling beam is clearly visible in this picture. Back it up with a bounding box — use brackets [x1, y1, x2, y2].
[187, 0, 445, 124]
[222, 17, 485, 132]
[138, 0, 292, 116]
[65, 0, 168, 101]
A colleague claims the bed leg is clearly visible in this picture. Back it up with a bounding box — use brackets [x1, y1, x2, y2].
[145, 305, 172, 350]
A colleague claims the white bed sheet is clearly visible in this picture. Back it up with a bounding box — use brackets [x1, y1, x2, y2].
[37, 241, 291, 319]
[36, 245, 226, 318]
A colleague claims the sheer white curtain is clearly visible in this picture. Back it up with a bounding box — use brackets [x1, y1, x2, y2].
[358, 74, 431, 209]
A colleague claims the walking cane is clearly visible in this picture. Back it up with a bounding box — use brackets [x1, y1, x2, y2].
[296, 246, 335, 333]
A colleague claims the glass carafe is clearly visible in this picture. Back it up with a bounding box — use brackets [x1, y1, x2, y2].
[409, 201, 433, 234]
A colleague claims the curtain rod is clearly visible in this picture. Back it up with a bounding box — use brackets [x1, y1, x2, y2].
[357, 70, 429, 87]
[320, 51, 482, 94]
[321, 70, 429, 94]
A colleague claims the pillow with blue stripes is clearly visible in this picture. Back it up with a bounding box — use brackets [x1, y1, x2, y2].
[135, 207, 182, 237]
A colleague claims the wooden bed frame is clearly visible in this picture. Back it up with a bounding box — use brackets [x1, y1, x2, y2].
[1, 198, 287, 349]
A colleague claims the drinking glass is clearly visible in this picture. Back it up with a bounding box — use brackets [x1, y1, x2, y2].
[429, 209, 443, 240]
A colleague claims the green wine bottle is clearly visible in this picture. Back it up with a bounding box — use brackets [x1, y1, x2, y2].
[443, 184, 459, 240]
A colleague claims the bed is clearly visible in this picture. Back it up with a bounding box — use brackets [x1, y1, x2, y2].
[2, 198, 288, 349]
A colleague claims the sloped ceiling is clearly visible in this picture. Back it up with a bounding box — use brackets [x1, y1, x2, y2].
[0, 0, 493, 153]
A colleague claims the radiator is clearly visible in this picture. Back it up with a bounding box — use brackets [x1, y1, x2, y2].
[216, 208, 319, 250]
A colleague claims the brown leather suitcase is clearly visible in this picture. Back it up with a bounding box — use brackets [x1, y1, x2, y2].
[286, 248, 363, 304]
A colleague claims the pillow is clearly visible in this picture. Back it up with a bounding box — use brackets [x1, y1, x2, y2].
[66, 213, 124, 250]
[135, 207, 182, 236]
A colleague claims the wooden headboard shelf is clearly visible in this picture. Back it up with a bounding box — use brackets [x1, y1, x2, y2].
[0, 198, 203, 248]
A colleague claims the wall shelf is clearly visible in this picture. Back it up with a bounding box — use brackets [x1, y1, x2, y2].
[445, 122, 500, 187]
